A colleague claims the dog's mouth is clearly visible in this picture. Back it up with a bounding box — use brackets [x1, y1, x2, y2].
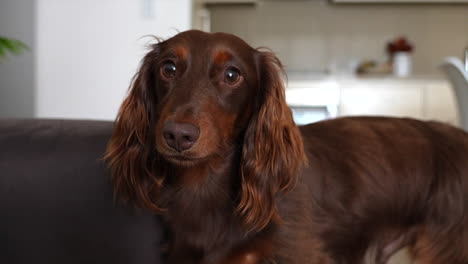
[155, 135, 213, 166]
[161, 152, 208, 166]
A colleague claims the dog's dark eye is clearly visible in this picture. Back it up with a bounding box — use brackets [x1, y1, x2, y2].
[161, 61, 176, 79]
[224, 68, 241, 85]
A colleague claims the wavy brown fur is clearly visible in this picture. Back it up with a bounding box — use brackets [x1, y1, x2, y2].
[106, 30, 468, 264]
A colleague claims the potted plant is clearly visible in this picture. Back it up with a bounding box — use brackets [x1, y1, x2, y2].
[0, 36, 29, 59]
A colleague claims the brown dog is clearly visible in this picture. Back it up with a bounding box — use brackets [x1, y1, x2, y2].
[105, 30, 468, 264]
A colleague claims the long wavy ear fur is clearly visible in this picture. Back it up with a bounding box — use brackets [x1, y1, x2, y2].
[238, 51, 307, 232]
[104, 43, 164, 212]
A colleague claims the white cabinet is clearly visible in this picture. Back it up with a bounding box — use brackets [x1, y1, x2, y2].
[286, 79, 340, 124]
[339, 78, 458, 125]
[340, 82, 423, 119]
[286, 76, 459, 126]
[287, 79, 340, 116]
[424, 81, 458, 125]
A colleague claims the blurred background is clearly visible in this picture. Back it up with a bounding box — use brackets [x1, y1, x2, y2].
[1, 0, 468, 129]
[1, 2, 466, 263]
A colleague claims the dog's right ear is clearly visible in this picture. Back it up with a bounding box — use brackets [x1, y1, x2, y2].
[104, 43, 165, 212]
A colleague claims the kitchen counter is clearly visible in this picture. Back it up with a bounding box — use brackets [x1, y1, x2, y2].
[284, 73, 458, 126]
[286, 72, 446, 84]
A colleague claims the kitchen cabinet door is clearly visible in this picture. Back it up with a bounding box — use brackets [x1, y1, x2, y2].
[424, 81, 459, 126]
[340, 83, 423, 119]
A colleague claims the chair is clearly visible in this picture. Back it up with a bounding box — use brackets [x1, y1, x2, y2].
[440, 57, 468, 130]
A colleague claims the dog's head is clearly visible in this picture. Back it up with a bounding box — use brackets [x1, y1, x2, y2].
[106, 30, 306, 231]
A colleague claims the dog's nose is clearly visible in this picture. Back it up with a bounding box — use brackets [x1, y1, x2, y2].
[163, 121, 200, 152]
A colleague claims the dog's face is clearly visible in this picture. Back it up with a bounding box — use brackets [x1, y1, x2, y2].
[151, 30, 260, 166]
[107, 30, 306, 231]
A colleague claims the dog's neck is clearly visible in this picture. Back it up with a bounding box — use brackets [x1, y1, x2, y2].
[160, 148, 240, 210]
[166, 147, 239, 189]
[158, 147, 247, 253]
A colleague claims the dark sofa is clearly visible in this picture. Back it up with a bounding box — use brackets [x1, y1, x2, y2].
[0, 119, 164, 264]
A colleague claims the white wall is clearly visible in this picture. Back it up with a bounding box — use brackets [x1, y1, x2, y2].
[36, 0, 192, 120]
[0, 0, 36, 118]
[210, 1, 468, 75]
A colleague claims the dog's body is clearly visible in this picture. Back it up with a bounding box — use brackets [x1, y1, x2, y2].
[296, 117, 468, 264]
[106, 30, 468, 264]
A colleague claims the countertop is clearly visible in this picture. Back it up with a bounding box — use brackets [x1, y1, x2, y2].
[285, 72, 447, 85]
[284, 72, 451, 114]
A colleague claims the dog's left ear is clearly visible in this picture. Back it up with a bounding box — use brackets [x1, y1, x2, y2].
[238, 51, 307, 232]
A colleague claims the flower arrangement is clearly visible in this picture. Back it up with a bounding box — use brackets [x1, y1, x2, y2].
[387, 37, 414, 56]
[387, 37, 414, 77]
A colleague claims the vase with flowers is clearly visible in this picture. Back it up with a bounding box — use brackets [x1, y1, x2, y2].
[387, 37, 414, 77]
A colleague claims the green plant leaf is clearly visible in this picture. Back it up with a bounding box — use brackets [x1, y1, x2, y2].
[0, 45, 5, 58]
[0, 36, 29, 59]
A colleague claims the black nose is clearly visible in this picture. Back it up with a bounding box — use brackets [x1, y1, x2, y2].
[163, 121, 200, 152]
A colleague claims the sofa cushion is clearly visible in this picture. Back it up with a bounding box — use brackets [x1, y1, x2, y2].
[0, 119, 163, 264]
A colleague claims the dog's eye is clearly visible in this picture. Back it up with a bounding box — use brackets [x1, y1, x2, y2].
[224, 68, 241, 85]
[161, 61, 176, 79]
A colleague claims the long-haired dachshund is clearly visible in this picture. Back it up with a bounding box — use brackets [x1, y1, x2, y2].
[105, 30, 468, 264]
